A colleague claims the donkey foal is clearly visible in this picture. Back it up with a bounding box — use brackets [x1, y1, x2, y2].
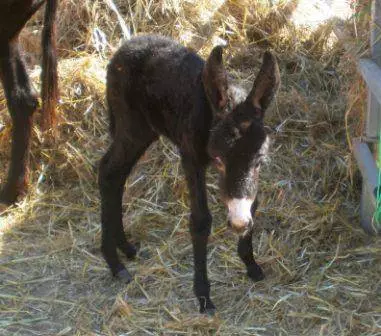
[99, 35, 280, 314]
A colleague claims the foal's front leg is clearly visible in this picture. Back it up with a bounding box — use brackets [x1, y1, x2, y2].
[182, 155, 215, 314]
[237, 199, 264, 281]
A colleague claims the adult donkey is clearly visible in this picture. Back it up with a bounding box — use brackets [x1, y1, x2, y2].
[99, 35, 280, 314]
[0, 0, 58, 204]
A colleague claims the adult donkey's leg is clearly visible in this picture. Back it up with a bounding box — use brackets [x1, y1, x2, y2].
[181, 154, 215, 314]
[0, 40, 38, 204]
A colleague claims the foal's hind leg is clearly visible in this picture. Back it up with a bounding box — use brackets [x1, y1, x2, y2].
[0, 40, 38, 204]
[99, 136, 156, 282]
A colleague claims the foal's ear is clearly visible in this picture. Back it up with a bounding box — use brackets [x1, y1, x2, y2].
[247, 51, 280, 117]
[202, 46, 229, 112]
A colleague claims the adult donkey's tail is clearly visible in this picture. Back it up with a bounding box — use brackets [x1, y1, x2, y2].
[41, 0, 58, 131]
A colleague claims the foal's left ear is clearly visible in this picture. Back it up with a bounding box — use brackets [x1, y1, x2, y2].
[246, 51, 280, 117]
[202, 46, 229, 113]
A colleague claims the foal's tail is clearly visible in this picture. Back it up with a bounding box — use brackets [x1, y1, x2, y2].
[40, 0, 59, 131]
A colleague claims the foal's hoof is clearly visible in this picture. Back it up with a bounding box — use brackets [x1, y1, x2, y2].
[247, 264, 265, 282]
[199, 297, 216, 316]
[115, 268, 133, 284]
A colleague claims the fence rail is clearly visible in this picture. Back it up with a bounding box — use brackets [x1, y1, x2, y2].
[328, 0, 381, 233]
[355, 0, 381, 233]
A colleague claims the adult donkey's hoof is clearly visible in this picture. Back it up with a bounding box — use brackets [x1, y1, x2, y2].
[0, 189, 18, 206]
[0, 181, 27, 206]
[115, 268, 133, 284]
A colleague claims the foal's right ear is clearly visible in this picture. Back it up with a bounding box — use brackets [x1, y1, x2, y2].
[246, 51, 280, 117]
[202, 46, 229, 112]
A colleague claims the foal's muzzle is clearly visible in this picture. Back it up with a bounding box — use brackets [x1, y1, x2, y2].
[227, 217, 253, 234]
[226, 198, 254, 234]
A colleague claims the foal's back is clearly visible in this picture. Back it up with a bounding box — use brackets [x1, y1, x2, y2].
[106, 35, 211, 147]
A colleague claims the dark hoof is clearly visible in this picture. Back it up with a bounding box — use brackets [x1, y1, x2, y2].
[0, 189, 18, 206]
[115, 268, 133, 284]
[0, 181, 27, 206]
[247, 264, 265, 282]
[199, 297, 216, 315]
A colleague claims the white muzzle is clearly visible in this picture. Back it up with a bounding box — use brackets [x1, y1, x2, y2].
[227, 198, 253, 233]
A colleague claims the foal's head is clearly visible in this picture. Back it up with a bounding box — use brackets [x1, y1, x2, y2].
[203, 47, 280, 234]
